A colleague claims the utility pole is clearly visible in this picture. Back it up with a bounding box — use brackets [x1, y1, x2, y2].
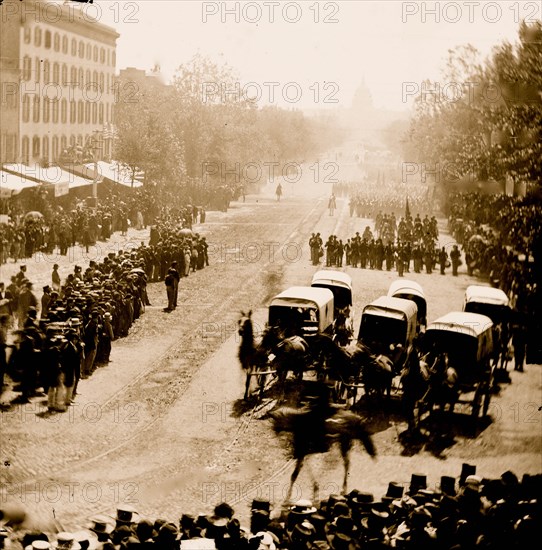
[90, 130, 103, 206]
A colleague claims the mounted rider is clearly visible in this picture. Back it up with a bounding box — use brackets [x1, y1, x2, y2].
[295, 381, 336, 456]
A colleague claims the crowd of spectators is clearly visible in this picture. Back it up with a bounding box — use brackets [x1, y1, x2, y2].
[0, 466, 539, 549]
[447, 191, 541, 361]
[1, 188, 205, 265]
[0, 213, 209, 412]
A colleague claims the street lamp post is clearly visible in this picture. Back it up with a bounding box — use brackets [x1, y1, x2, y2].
[89, 130, 104, 205]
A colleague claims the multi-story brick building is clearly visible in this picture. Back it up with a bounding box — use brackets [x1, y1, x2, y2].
[0, 0, 119, 166]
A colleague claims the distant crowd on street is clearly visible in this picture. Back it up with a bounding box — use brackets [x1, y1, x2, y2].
[0, 465, 539, 549]
[331, 181, 431, 218]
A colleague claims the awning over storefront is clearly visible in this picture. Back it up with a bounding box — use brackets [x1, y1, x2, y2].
[81, 161, 143, 188]
[2, 163, 95, 197]
[1, 168, 39, 196]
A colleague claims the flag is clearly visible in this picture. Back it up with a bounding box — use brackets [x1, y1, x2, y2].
[405, 196, 411, 218]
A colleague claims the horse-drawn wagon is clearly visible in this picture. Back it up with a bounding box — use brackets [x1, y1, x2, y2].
[238, 287, 334, 401]
[333, 297, 418, 407]
[387, 279, 427, 333]
[420, 311, 494, 428]
[311, 270, 354, 346]
[268, 286, 334, 338]
[463, 285, 511, 372]
[358, 296, 418, 367]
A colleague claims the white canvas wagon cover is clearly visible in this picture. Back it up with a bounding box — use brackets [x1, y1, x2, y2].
[465, 285, 509, 307]
[362, 296, 418, 321]
[270, 286, 333, 309]
[311, 270, 352, 291]
[427, 311, 493, 338]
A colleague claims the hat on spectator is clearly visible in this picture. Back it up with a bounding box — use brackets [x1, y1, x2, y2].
[408, 473, 427, 495]
[253, 531, 276, 550]
[409, 506, 432, 526]
[329, 502, 350, 520]
[464, 475, 483, 492]
[330, 515, 356, 537]
[327, 494, 347, 511]
[291, 520, 316, 541]
[24, 542, 51, 550]
[87, 516, 114, 536]
[136, 519, 157, 541]
[382, 482, 404, 504]
[501, 470, 519, 487]
[440, 476, 457, 496]
[123, 536, 142, 549]
[180, 513, 195, 529]
[350, 492, 374, 508]
[459, 463, 477, 487]
[289, 500, 317, 515]
[73, 530, 99, 550]
[51, 532, 81, 549]
[251, 498, 271, 514]
[115, 505, 140, 524]
[157, 522, 179, 542]
[213, 502, 234, 520]
[391, 495, 417, 512]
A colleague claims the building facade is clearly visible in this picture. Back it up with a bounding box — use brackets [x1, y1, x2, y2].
[0, 0, 119, 166]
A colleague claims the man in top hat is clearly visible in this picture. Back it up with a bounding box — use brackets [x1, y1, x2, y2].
[408, 473, 427, 496]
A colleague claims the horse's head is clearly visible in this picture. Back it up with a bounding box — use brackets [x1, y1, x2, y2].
[238, 310, 253, 338]
[267, 407, 298, 434]
[260, 325, 282, 349]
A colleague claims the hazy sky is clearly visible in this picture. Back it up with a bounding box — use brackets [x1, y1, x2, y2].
[84, 0, 530, 112]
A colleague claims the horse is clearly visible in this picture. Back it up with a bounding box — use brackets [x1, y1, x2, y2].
[401, 348, 460, 434]
[237, 311, 310, 401]
[310, 335, 396, 404]
[238, 310, 272, 400]
[269, 403, 377, 502]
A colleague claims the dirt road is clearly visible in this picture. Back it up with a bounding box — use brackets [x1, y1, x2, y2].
[1, 183, 540, 531]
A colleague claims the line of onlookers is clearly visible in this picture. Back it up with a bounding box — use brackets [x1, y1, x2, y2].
[1, 465, 538, 549]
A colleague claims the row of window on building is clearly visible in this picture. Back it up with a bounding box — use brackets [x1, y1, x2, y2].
[23, 26, 115, 67]
[5, 134, 111, 165]
[21, 95, 111, 126]
[21, 57, 114, 93]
